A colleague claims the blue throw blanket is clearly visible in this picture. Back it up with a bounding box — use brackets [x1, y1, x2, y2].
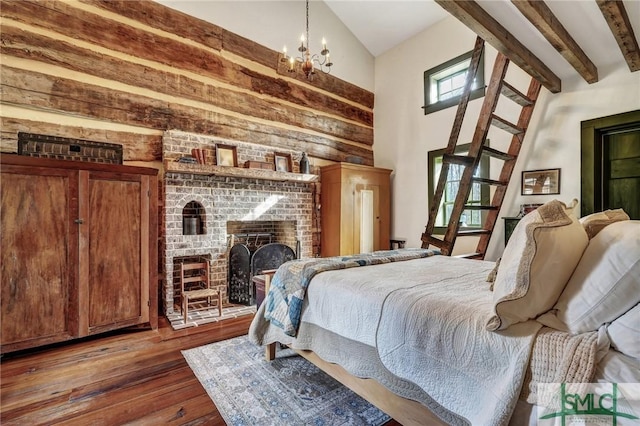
[263, 248, 440, 336]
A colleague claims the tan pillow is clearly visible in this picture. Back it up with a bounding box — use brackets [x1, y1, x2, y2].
[538, 220, 640, 333]
[580, 208, 629, 239]
[487, 199, 588, 331]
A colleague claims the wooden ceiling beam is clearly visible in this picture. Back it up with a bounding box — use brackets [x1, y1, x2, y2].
[512, 0, 598, 83]
[435, 0, 561, 93]
[596, 0, 640, 72]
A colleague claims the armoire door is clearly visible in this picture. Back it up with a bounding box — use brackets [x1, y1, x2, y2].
[81, 171, 150, 335]
[1, 166, 79, 350]
[353, 184, 381, 253]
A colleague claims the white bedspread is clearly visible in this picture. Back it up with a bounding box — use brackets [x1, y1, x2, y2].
[250, 255, 543, 425]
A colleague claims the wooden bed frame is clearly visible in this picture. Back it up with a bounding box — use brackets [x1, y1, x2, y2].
[261, 272, 446, 426]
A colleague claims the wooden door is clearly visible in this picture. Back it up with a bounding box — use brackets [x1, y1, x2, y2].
[1, 165, 79, 350]
[603, 127, 640, 219]
[81, 171, 150, 335]
[353, 184, 381, 253]
[581, 111, 640, 217]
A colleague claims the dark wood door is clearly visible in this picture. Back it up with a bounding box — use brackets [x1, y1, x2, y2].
[1, 165, 79, 350]
[603, 127, 640, 219]
[83, 171, 150, 335]
[581, 110, 640, 218]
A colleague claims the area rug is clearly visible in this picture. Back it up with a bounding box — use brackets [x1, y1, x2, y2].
[182, 335, 391, 426]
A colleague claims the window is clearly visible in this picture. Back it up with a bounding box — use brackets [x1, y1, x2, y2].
[423, 50, 485, 115]
[427, 143, 490, 233]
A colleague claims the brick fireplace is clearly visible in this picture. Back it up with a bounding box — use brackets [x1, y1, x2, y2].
[161, 130, 316, 315]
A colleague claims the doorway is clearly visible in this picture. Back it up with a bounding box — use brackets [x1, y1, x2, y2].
[581, 110, 640, 219]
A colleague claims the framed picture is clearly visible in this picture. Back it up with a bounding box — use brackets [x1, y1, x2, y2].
[521, 168, 560, 195]
[216, 144, 237, 167]
[274, 152, 292, 172]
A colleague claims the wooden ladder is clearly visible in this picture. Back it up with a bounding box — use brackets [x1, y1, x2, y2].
[421, 37, 542, 258]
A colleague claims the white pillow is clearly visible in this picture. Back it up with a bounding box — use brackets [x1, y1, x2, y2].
[579, 208, 629, 239]
[538, 220, 640, 333]
[608, 304, 640, 360]
[487, 199, 588, 331]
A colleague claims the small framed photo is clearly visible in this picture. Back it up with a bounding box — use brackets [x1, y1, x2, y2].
[521, 168, 560, 195]
[274, 152, 292, 172]
[216, 144, 237, 167]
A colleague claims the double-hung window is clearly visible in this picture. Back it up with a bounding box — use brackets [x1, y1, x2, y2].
[427, 143, 490, 233]
[423, 50, 485, 115]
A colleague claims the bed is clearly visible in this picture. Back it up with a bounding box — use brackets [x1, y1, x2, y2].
[248, 200, 640, 425]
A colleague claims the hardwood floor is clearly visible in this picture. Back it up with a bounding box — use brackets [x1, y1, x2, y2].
[1, 315, 253, 425]
[1, 315, 403, 425]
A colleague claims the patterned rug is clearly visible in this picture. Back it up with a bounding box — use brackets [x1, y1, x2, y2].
[182, 335, 391, 426]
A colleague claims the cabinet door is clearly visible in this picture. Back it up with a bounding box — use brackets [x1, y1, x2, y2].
[80, 171, 150, 335]
[1, 166, 79, 350]
[353, 184, 380, 253]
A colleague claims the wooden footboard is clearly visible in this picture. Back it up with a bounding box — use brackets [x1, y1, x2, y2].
[265, 343, 445, 425]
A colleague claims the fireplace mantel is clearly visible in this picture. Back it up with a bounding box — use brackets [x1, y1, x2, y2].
[164, 160, 319, 183]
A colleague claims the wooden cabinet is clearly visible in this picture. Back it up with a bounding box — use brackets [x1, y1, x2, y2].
[1, 155, 158, 353]
[321, 163, 392, 257]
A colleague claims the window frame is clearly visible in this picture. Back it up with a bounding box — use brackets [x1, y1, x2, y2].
[422, 50, 485, 115]
[427, 143, 490, 234]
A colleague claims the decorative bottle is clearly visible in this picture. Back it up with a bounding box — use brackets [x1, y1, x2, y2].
[300, 152, 310, 174]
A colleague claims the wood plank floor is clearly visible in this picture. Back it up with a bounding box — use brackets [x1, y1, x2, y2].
[1, 315, 401, 425]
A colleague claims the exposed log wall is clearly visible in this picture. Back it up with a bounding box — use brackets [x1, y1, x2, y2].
[0, 0, 374, 165]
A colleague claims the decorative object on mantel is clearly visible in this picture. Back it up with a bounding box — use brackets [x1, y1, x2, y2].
[190, 148, 206, 165]
[280, 0, 333, 79]
[518, 203, 543, 218]
[244, 160, 275, 170]
[215, 144, 238, 167]
[521, 168, 561, 195]
[164, 160, 319, 183]
[274, 152, 293, 172]
[177, 156, 197, 164]
[300, 152, 310, 174]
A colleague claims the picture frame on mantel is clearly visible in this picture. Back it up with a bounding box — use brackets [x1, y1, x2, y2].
[216, 144, 237, 167]
[274, 152, 292, 172]
[521, 168, 560, 195]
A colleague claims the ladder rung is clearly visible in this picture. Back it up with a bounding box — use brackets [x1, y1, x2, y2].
[501, 82, 533, 106]
[421, 234, 448, 248]
[457, 229, 490, 236]
[481, 146, 514, 161]
[491, 114, 524, 134]
[443, 154, 474, 166]
[472, 177, 507, 186]
[463, 205, 499, 211]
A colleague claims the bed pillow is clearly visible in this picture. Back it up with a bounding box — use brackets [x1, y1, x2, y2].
[579, 208, 629, 239]
[486, 199, 588, 331]
[538, 220, 640, 333]
[607, 304, 640, 360]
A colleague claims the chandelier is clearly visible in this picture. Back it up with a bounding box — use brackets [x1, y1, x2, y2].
[281, 0, 333, 79]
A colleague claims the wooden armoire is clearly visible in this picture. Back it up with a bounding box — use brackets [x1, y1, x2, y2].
[1, 155, 158, 353]
[320, 163, 392, 257]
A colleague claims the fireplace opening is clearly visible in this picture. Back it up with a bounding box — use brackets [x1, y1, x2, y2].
[182, 201, 205, 235]
[226, 220, 298, 305]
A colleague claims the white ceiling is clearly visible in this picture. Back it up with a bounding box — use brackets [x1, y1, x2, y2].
[324, 1, 449, 57]
[326, 0, 640, 81]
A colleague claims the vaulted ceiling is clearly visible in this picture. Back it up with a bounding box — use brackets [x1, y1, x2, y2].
[327, 0, 639, 93]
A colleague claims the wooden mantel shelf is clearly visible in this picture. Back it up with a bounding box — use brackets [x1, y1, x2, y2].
[164, 160, 319, 183]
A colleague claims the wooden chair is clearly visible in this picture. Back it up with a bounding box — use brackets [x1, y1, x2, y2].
[180, 261, 222, 323]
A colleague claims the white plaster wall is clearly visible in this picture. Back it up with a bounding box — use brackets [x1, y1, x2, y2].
[374, 16, 640, 260]
[157, 0, 375, 90]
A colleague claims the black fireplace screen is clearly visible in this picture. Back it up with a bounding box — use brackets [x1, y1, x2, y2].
[228, 235, 296, 305]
